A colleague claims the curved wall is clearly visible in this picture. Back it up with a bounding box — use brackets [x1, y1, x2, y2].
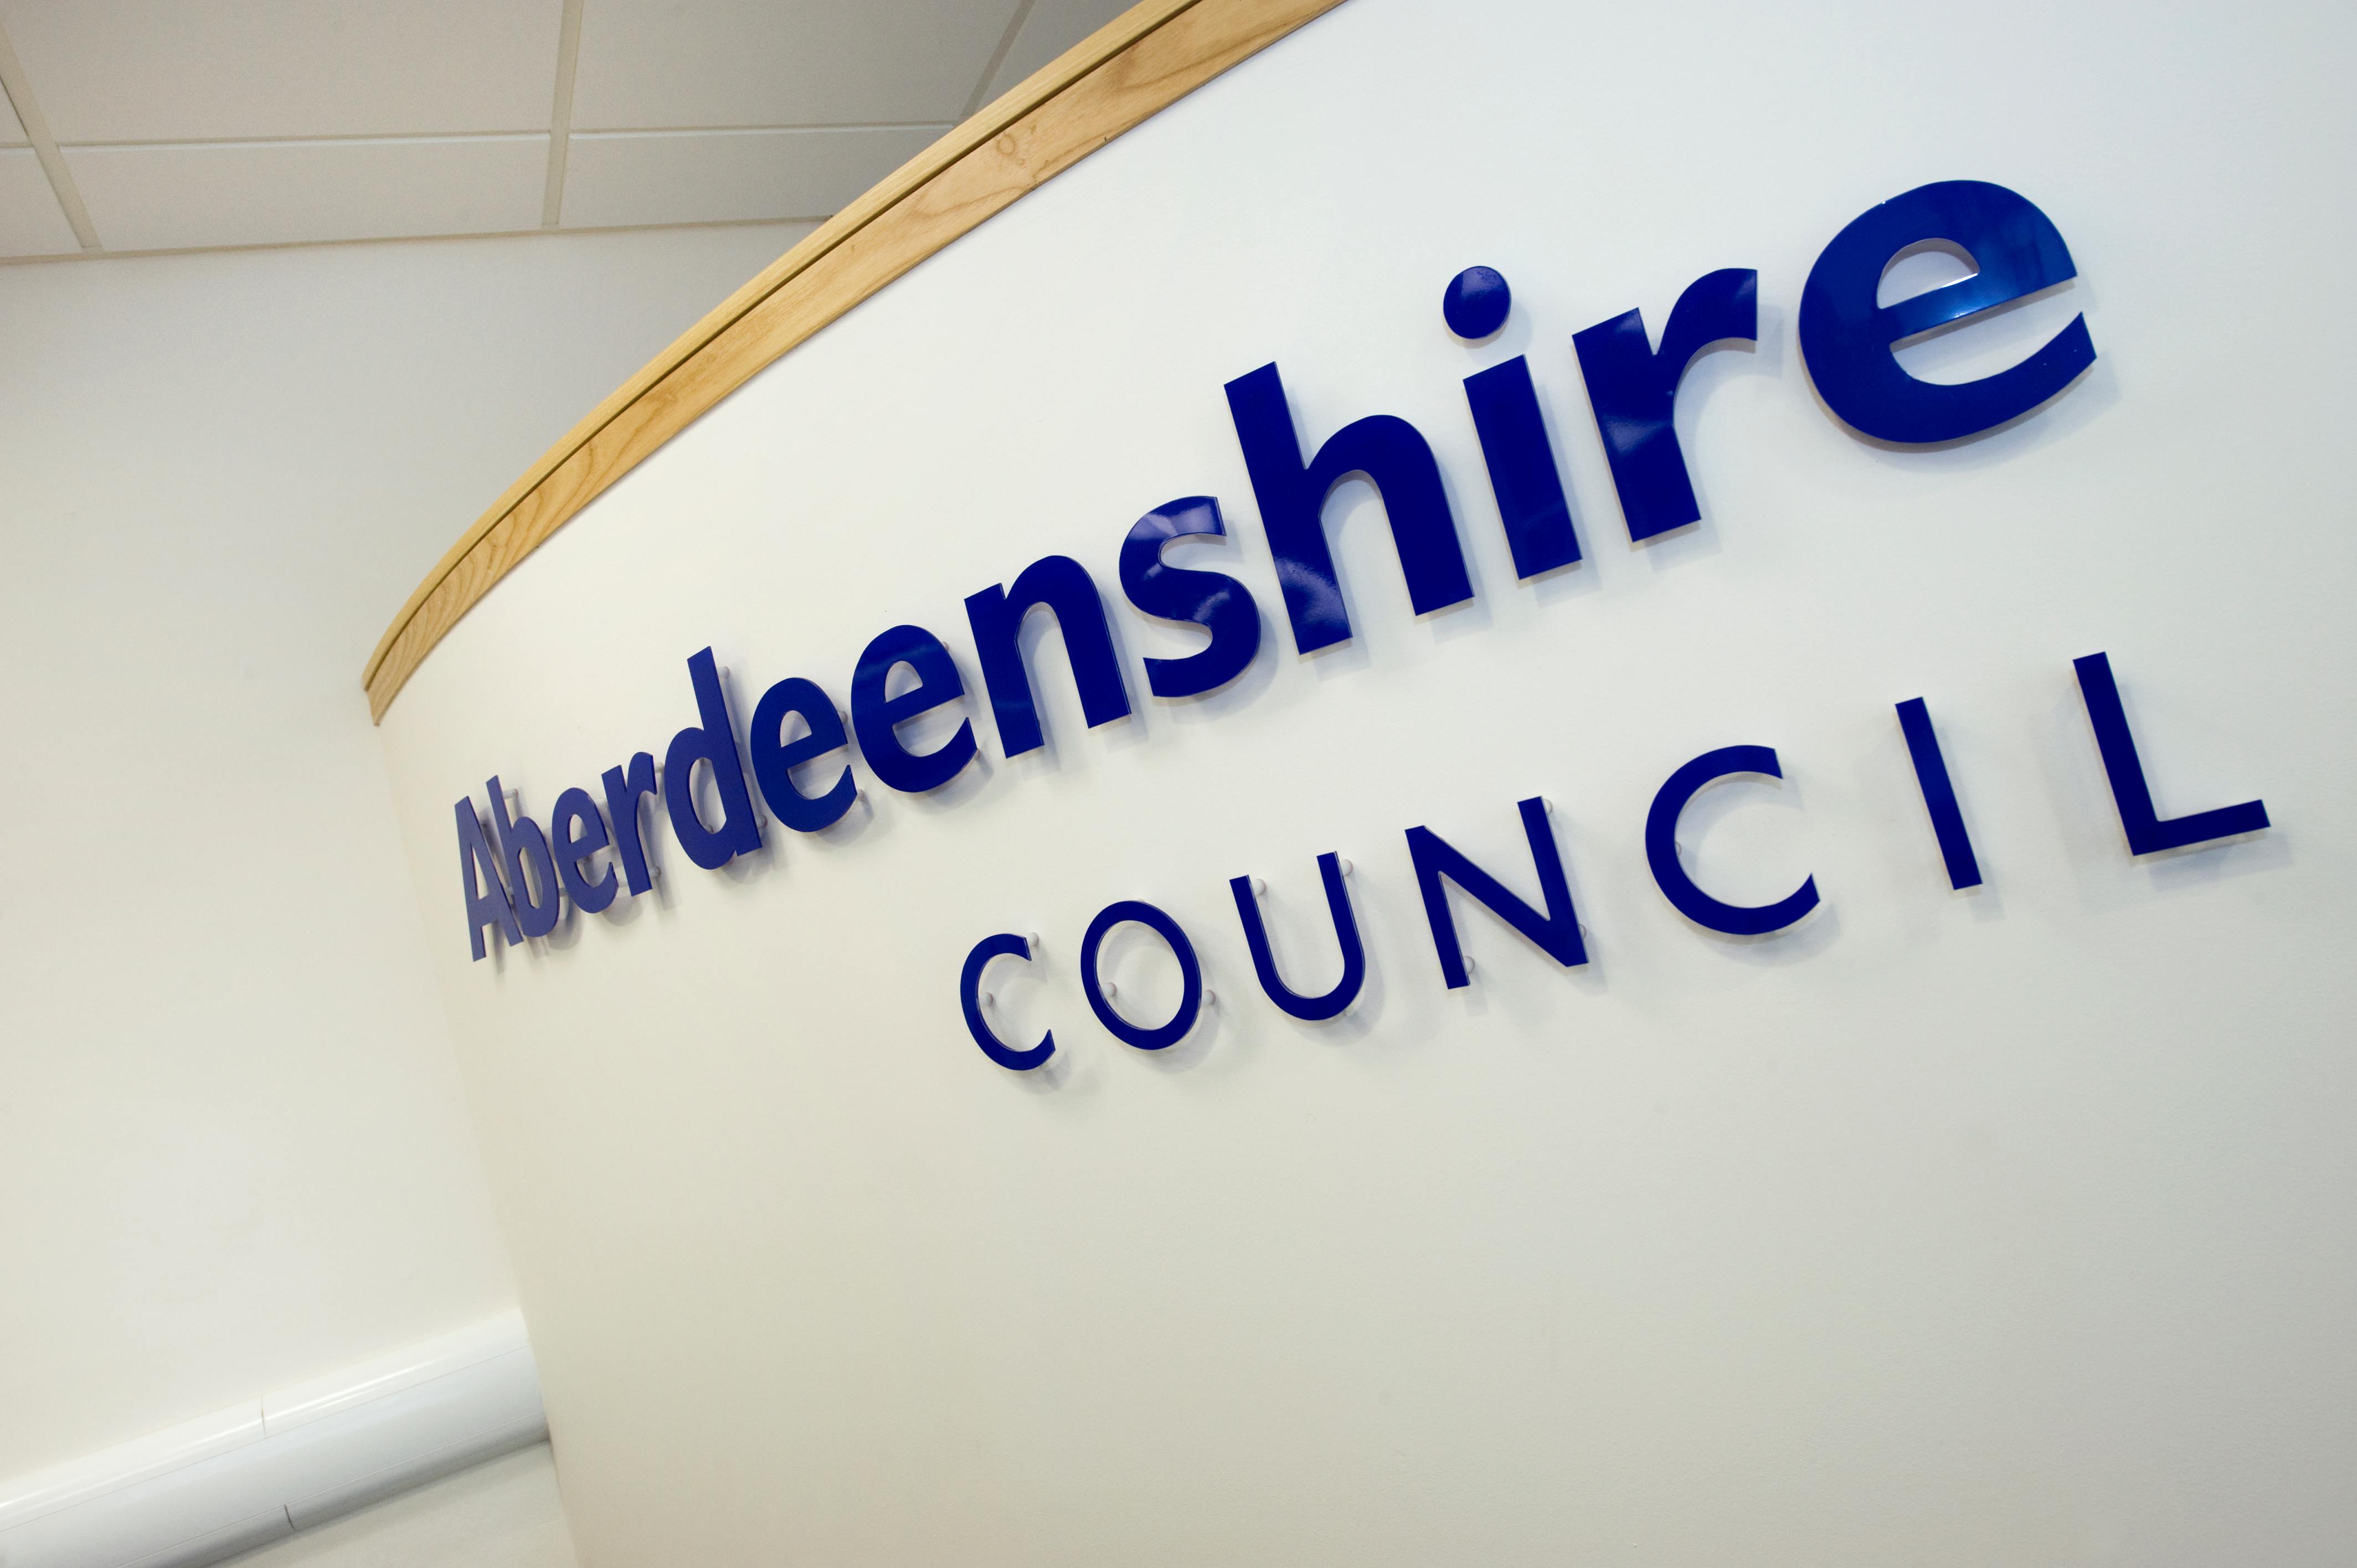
[374, 0, 2357, 1562]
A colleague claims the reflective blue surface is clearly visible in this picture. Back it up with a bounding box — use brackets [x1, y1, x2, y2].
[1800, 180, 2094, 444]
[1119, 497, 1262, 698]
[748, 675, 857, 832]
[599, 751, 660, 896]
[663, 648, 764, 870]
[1406, 797, 1586, 989]
[963, 555, 1132, 757]
[1895, 698, 1983, 889]
[1464, 356, 1581, 578]
[959, 932, 1053, 1071]
[1226, 362, 1473, 652]
[486, 775, 560, 939]
[2073, 652, 2269, 854]
[1572, 269, 1757, 542]
[550, 785, 619, 914]
[1644, 746, 1820, 936]
[455, 797, 522, 961]
[1079, 900, 1204, 1050]
[850, 624, 977, 793]
[1228, 852, 1365, 1020]
[1442, 265, 1511, 340]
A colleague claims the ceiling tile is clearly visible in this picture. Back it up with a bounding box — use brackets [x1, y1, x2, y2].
[0, 148, 76, 255]
[570, 0, 1023, 130]
[980, 0, 1141, 106]
[562, 126, 944, 230]
[0, 1, 563, 142]
[68, 137, 547, 252]
[0, 81, 24, 145]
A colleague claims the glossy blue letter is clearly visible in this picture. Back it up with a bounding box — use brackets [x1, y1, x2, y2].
[1572, 269, 1757, 542]
[1895, 698, 1983, 890]
[1799, 180, 2094, 444]
[1119, 497, 1262, 698]
[550, 786, 618, 914]
[1224, 362, 1473, 653]
[850, 625, 977, 794]
[1644, 746, 1820, 936]
[964, 555, 1132, 757]
[748, 675, 857, 832]
[663, 648, 764, 871]
[456, 797, 522, 961]
[1079, 900, 1204, 1051]
[1464, 357, 1582, 577]
[1229, 853, 1365, 1021]
[1406, 798, 1586, 989]
[2073, 652, 2269, 855]
[600, 751, 660, 896]
[960, 933, 1053, 1071]
[486, 776, 560, 939]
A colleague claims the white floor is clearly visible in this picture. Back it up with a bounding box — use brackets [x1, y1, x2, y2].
[231, 1445, 579, 1568]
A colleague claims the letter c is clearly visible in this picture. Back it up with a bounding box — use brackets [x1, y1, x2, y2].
[959, 933, 1053, 1071]
[1645, 745, 1821, 936]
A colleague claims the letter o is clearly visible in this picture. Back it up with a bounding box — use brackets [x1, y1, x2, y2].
[1079, 900, 1204, 1051]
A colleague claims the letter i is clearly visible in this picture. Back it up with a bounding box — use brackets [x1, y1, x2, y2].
[1445, 266, 1581, 578]
[1895, 698, 1984, 889]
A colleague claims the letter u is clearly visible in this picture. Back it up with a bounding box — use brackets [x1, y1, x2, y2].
[1229, 853, 1366, 1020]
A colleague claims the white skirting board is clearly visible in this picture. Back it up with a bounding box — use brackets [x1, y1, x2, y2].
[0, 1313, 547, 1568]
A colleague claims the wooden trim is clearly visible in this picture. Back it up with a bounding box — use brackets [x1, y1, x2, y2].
[364, 0, 1346, 722]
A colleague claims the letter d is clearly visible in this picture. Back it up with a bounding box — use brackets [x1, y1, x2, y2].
[665, 647, 765, 870]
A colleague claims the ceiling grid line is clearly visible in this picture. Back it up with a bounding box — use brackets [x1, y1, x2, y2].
[541, 0, 586, 227]
[0, 16, 99, 250]
[0, 0, 1145, 263]
[966, 0, 1042, 119]
[569, 122, 956, 139]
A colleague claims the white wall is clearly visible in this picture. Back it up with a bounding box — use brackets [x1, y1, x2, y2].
[0, 218, 814, 1484]
[376, 1, 2355, 1562]
[238, 1443, 575, 1568]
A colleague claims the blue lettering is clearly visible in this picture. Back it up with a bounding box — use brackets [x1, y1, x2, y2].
[1407, 798, 1586, 989]
[1644, 746, 1820, 936]
[1799, 179, 2094, 444]
[850, 625, 977, 793]
[964, 555, 1132, 757]
[2073, 652, 2269, 854]
[1224, 362, 1473, 653]
[550, 786, 617, 914]
[748, 675, 857, 832]
[1572, 268, 1757, 542]
[1118, 497, 1262, 698]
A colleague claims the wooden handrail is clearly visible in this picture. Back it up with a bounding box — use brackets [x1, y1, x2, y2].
[363, 0, 1346, 721]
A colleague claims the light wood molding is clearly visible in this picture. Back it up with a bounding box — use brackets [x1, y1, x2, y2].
[363, 0, 1348, 722]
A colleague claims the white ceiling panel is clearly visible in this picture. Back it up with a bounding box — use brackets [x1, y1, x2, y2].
[570, 0, 1023, 130]
[979, 0, 1141, 106]
[68, 136, 548, 252]
[0, 148, 75, 255]
[0, 1, 563, 142]
[0, 81, 25, 145]
[562, 126, 945, 230]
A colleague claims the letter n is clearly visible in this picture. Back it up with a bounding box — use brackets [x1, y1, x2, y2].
[1406, 797, 1586, 989]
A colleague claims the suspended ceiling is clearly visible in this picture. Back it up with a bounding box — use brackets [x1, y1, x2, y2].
[0, 0, 1135, 260]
